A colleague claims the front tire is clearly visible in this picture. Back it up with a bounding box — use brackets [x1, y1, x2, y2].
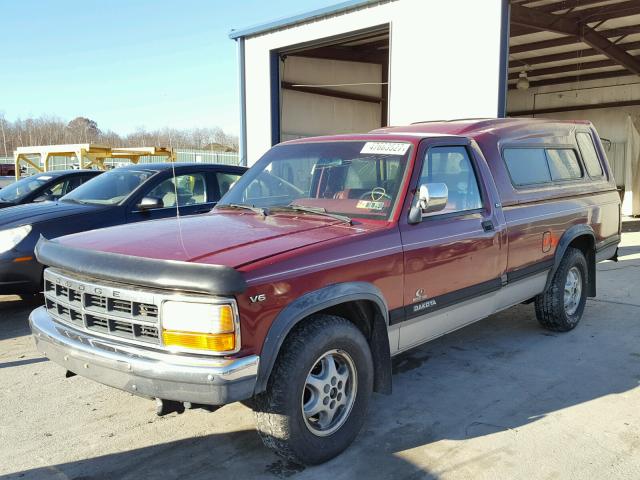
[535, 247, 588, 332]
[252, 314, 373, 465]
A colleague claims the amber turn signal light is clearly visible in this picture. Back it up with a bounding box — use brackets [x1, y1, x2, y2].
[162, 331, 236, 352]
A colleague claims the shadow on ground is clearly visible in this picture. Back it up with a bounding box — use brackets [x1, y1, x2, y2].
[0, 295, 42, 341]
[4, 299, 640, 480]
[616, 243, 640, 258]
[622, 217, 640, 233]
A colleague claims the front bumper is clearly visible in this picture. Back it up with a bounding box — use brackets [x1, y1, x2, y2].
[29, 306, 259, 405]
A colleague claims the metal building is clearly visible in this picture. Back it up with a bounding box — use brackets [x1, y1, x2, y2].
[231, 0, 640, 215]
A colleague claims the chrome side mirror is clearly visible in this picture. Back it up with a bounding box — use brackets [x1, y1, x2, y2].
[419, 183, 448, 213]
[137, 196, 164, 211]
[408, 183, 448, 224]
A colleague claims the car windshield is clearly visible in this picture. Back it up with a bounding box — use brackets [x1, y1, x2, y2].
[61, 169, 155, 205]
[0, 174, 55, 202]
[218, 141, 412, 220]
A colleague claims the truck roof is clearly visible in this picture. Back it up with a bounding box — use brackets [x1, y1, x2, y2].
[281, 118, 596, 147]
[371, 118, 594, 143]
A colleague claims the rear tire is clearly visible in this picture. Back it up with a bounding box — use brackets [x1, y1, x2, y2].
[252, 314, 373, 465]
[535, 247, 588, 332]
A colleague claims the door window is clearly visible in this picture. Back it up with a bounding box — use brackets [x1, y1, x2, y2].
[419, 146, 483, 215]
[546, 149, 583, 181]
[34, 178, 67, 201]
[216, 172, 243, 198]
[46, 179, 66, 199]
[63, 175, 88, 194]
[503, 148, 551, 186]
[145, 173, 208, 208]
[576, 133, 604, 177]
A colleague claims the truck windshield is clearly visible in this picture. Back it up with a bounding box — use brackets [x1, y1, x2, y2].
[218, 141, 412, 220]
[0, 174, 53, 203]
[61, 169, 155, 205]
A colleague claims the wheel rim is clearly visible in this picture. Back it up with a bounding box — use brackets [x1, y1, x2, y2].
[564, 266, 583, 316]
[301, 349, 357, 437]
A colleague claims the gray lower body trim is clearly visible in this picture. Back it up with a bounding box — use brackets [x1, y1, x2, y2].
[596, 242, 619, 262]
[395, 272, 548, 354]
[30, 307, 258, 405]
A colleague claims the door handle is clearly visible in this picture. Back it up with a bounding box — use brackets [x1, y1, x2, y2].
[481, 220, 495, 232]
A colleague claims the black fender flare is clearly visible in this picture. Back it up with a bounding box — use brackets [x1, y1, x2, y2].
[545, 224, 596, 296]
[254, 282, 392, 395]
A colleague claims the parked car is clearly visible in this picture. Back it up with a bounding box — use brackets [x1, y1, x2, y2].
[0, 170, 102, 209]
[0, 164, 15, 177]
[0, 162, 246, 294]
[30, 119, 620, 464]
[0, 176, 15, 189]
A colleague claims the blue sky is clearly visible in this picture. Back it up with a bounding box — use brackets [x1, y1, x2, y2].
[1, 0, 337, 135]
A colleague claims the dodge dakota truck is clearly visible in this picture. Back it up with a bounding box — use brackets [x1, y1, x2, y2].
[30, 118, 621, 464]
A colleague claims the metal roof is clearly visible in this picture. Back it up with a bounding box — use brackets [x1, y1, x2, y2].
[228, 0, 380, 39]
[509, 0, 640, 89]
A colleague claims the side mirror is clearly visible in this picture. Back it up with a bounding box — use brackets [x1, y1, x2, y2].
[419, 183, 448, 213]
[34, 193, 58, 202]
[408, 183, 448, 224]
[137, 196, 163, 211]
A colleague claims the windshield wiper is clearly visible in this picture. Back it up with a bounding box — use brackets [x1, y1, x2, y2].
[217, 203, 269, 216]
[277, 204, 352, 225]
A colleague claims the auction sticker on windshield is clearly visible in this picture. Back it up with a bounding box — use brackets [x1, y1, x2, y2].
[360, 142, 410, 155]
[356, 200, 385, 210]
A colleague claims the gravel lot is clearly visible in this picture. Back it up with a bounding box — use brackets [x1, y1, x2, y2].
[2, 232, 640, 480]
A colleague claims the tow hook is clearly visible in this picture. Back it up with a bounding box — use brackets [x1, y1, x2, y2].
[155, 398, 220, 416]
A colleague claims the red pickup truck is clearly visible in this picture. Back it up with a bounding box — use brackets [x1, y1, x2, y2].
[30, 119, 621, 464]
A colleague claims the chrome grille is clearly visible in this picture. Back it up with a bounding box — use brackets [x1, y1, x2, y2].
[43, 269, 161, 346]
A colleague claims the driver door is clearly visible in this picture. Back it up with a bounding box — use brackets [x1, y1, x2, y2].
[398, 141, 505, 351]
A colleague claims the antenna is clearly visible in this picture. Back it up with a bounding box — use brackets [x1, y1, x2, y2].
[170, 159, 190, 258]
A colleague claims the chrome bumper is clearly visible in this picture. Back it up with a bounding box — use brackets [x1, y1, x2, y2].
[29, 306, 259, 405]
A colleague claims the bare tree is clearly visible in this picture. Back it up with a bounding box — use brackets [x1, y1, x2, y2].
[67, 117, 100, 143]
[0, 113, 8, 157]
[0, 114, 238, 158]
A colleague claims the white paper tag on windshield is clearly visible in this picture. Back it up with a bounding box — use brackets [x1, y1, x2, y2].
[361, 142, 410, 155]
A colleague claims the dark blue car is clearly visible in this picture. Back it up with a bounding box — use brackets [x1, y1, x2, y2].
[0, 170, 102, 209]
[0, 162, 246, 295]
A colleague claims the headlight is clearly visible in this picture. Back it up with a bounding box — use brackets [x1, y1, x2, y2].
[161, 300, 239, 354]
[0, 225, 32, 254]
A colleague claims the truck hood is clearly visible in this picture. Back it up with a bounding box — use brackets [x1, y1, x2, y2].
[57, 211, 366, 268]
[0, 200, 106, 228]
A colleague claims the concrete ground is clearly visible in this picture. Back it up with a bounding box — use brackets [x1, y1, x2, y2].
[1, 233, 640, 480]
